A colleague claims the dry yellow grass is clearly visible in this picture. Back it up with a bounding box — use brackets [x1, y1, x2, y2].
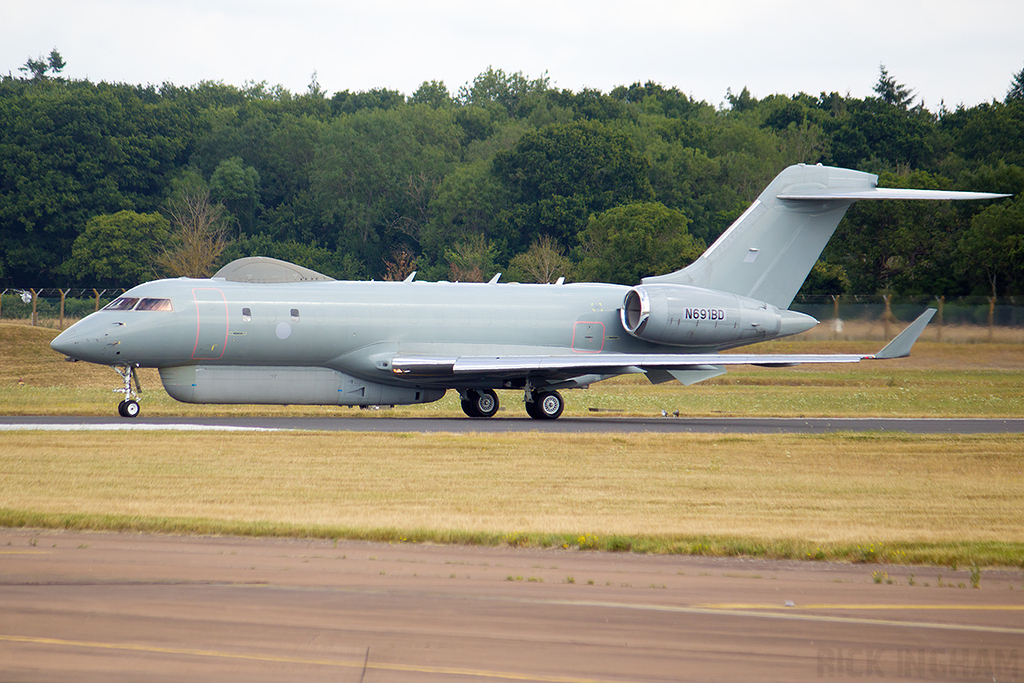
[4, 322, 1024, 565]
[2, 431, 1022, 549]
[3, 323, 1023, 418]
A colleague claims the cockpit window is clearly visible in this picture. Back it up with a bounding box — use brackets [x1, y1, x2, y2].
[136, 298, 173, 311]
[103, 297, 139, 311]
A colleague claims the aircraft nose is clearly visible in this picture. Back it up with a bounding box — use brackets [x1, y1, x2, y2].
[51, 326, 85, 358]
[51, 321, 107, 362]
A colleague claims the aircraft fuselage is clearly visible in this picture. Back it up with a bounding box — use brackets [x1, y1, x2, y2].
[52, 275, 805, 409]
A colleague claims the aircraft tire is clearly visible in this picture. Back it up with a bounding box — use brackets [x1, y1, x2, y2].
[461, 399, 480, 418]
[528, 390, 564, 420]
[462, 389, 498, 418]
[118, 400, 141, 418]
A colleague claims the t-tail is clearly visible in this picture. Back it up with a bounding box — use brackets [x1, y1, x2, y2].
[643, 164, 1008, 309]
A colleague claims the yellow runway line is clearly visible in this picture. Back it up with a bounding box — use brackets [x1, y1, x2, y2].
[0, 634, 643, 683]
[701, 603, 1024, 611]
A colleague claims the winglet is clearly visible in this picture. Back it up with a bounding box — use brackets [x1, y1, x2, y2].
[867, 308, 937, 360]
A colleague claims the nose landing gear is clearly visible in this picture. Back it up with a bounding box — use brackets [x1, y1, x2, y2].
[114, 364, 142, 418]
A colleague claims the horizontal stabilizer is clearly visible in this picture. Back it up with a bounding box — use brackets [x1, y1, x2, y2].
[642, 164, 1010, 310]
[868, 308, 937, 360]
[778, 188, 1010, 201]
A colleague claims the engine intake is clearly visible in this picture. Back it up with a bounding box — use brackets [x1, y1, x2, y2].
[620, 284, 816, 347]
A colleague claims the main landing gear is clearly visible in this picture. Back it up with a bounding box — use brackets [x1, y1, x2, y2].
[460, 389, 499, 418]
[458, 388, 565, 420]
[525, 390, 564, 420]
[114, 364, 142, 418]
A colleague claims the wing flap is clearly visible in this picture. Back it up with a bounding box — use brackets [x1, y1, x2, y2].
[391, 351, 865, 378]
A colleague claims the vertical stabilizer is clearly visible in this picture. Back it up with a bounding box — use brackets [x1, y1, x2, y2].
[643, 164, 873, 308]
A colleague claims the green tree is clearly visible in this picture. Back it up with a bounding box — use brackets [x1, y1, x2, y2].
[825, 171, 973, 294]
[797, 261, 851, 297]
[331, 88, 405, 115]
[457, 67, 550, 117]
[421, 159, 512, 265]
[873, 64, 915, 110]
[1005, 64, 1024, 103]
[956, 195, 1024, 296]
[411, 80, 453, 108]
[158, 172, 231, 277]
[0, 78, 199, 284]
[310, 104, 463, 271]
[444, 234, 499, 282]
[60, 211, 170, 287]
[210, 156, 260, 235]
[506, 236, 576, 283]
[578, 202, 703, 285]
[493, 120, 654, 253]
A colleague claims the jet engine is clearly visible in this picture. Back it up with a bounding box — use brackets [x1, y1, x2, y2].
[620, 284, 817, 347]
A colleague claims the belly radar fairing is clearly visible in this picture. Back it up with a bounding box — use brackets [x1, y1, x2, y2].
[51, 164, 1009, 419]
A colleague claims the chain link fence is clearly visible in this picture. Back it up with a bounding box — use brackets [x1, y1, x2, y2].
[1, 288, 125, 328]
[791, 294, 1024, 343]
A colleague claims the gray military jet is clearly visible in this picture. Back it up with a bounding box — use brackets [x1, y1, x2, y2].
[51, 164, 1007, 419]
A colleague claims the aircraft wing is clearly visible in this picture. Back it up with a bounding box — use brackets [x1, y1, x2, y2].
[392, 310, 936, 382]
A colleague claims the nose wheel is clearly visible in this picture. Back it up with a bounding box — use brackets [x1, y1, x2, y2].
[113, 365, 142, 418]
[118, 399, 140, 418]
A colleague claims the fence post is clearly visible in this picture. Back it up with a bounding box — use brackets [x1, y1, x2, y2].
[31, 288, 38, 327]
[988, 296, 996, 342]
[93, 289, 101, 312]
[882, 294, 893, 340]
[59, 289, 69, 330]
[831, 294, 842, 340]
[936, 295, 945, 342]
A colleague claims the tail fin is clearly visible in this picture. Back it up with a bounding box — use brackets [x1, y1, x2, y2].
[642, 164, 1008, 309]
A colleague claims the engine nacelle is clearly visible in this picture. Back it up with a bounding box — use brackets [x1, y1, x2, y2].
[620, 284, 817, 347]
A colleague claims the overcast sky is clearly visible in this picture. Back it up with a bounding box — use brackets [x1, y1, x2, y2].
[4, 0, 1022, 109]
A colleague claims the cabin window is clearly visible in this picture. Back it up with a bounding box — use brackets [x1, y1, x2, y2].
[103, 297, 139, 311]
[241, 307, 252, 322]
[290, 308, 300, 321]
[136, 298, 173, 311]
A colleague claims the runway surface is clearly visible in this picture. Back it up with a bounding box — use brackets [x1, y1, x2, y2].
[3, 414, 1024, 434]
[1, 529, 1021, 682]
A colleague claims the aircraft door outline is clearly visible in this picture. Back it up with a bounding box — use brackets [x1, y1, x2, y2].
[192, 287, 229, 360]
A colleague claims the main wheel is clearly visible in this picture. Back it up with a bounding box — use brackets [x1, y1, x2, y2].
[527, 390, 564, 420]
[461, 389, 499, 418]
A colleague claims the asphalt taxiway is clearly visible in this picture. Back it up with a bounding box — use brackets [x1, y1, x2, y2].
[2, 414, 1023, 433]
[1, 529, 1021, 682]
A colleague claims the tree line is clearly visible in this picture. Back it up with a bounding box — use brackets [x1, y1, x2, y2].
[2, 54, 1023, 298]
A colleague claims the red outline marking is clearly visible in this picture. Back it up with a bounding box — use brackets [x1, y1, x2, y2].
[191, 288, 229, 360]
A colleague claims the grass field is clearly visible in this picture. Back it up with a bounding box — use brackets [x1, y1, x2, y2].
[3, 322, 1023, 418]
[2, 322, 1023, 566]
